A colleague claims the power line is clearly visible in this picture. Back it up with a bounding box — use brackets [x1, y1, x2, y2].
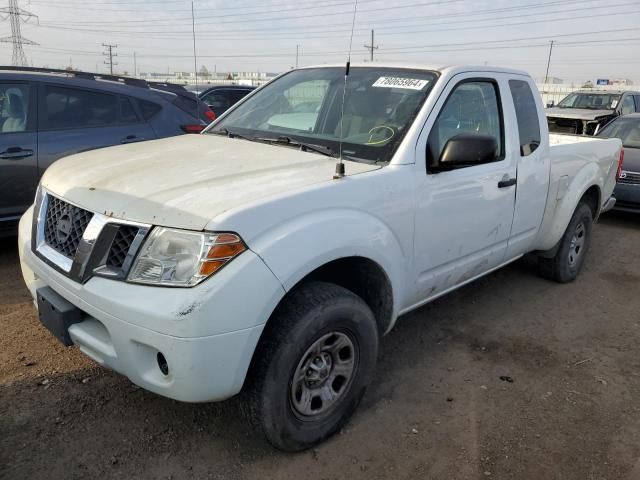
[37, 0, 388, 24]
[16, 34, 639, 61]
[102, 42, 117, 74]
[0, 0, 38, 66]
[28, 2, 640, 42]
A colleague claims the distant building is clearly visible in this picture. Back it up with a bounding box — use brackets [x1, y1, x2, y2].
[536, 76, 563, 84]
[609, 79, 634, 86]
[138, 70, 276, 86]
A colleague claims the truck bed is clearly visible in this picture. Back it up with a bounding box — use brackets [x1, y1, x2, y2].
[533, 133, 622, 252]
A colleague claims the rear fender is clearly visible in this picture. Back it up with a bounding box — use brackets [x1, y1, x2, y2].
[533, 161, 601, 252]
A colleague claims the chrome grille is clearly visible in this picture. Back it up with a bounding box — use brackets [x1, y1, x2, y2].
[619, 170, 640, 185]
[43, 196, 93, 259]
[34, 190, 150, 283]
[106, 225, 139, 269]
[547, 117, 580, 135]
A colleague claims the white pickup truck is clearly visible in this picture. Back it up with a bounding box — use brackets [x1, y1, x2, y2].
[18, 64, 623, 451]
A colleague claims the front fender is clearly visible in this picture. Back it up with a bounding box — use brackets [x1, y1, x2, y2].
[533, 161, 601, 252]
[249, 208, 407, 322]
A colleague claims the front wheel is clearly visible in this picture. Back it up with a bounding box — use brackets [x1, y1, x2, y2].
[538, 202, 593, 283]
[245, 281, 379, 451]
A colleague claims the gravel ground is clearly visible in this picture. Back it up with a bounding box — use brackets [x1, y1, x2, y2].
[1, 211, 640, 480]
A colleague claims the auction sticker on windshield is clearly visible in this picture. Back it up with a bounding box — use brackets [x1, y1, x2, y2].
[372, 77, 429, 90]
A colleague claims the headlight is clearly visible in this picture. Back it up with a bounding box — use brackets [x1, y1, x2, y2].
[128, 228, 246, 287]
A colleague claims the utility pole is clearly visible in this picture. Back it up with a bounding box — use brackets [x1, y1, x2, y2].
[191, 0, 198, 89]
[0, 0, 38, 66]
[133, 51, 137, 78]
[544, 40, 554, 84]
[363, 29, 378, 62]
[102, 43, 117, 75]
[296, 44, 300, 68]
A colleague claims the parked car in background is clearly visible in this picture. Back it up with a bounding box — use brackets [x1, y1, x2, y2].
[545, 90, 640, 135]
[597, 113, 640, 212]
[0, 66, 214, 236]
[198, 85, 256, 118]
[183, 84, 204, 95]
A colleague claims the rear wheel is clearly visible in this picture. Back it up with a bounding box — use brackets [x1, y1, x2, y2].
[538, 202, 593, 283]
[245, 281, 379, 452]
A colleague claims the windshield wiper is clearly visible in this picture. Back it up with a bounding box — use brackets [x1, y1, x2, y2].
[209, 127, 254, 141]
[254, 135, 336, 158]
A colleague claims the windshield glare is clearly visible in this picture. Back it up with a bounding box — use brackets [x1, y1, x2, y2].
[209, 67, 438, 163]
[598, 117, 640, 148]
[557, 92, 621, 110]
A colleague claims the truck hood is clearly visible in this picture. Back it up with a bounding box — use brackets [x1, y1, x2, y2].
[545, 107, 614, 121]
[41, 134, 379, 230]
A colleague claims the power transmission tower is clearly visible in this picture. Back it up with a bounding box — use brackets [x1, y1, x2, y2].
[363, 29, 378, 62]
[0, 0, 38, 66]
[102, 43, 117, 75]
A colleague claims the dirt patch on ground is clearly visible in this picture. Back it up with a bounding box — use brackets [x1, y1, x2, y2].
[1, 211, 640, 479]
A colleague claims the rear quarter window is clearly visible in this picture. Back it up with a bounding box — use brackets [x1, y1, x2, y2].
[120, 96, 139, 123]
[508, 79, 541, 156]
[137, 99, 162, 121]
[171, 95, 198, 117]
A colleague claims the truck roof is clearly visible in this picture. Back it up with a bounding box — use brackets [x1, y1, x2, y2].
[297, 62, 531, 77]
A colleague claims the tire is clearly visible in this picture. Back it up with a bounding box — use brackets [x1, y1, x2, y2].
[244, 281, 379, 452]
[538, 202, 593, 283]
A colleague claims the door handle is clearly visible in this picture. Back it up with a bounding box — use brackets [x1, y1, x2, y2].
[0, 147, 34, 160]
[121, 135, 144, 144]
[498, 176, 517, 188]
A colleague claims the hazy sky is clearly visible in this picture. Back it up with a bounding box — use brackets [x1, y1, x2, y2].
[2, 0, 640, 83]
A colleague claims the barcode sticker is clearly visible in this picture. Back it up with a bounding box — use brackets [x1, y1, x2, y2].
[372, 77, 429, 90]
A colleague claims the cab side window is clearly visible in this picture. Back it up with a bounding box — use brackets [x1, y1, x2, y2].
[43, 85, 118, 130]
[621, 95, 636, 116]
[509, 79, 541, 156]
[427, 80, 503, 168]
[0, 84, 30, 134]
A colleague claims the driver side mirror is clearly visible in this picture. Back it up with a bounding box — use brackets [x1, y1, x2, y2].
[429, 133, 498, 172]
[546, 100, 555, 108]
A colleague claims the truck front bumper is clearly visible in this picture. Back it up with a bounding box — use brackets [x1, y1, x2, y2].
[18, 208, 285, 402]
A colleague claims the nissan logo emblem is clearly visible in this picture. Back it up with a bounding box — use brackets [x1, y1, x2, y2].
[55, 211, 73, 243]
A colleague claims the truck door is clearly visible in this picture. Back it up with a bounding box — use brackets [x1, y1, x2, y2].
[411, 74, 517, 303]
[0, 81, 38, 223]
[503, 78, 550, 259]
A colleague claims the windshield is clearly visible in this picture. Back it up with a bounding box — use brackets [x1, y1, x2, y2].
[598, 117, 640, 148]
[557, 92, 621, 110]
[208, 67, 438, 163]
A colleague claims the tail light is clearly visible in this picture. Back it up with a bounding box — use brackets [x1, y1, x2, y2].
[181, 124, 206, 134]
[616, 148, 625, 182]
[205, 109, 216, 122]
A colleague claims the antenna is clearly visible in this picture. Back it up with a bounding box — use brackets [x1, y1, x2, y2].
[334, 0, 359, 180]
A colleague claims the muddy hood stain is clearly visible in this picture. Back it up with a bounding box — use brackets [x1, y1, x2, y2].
[41, 134, 378, 230]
